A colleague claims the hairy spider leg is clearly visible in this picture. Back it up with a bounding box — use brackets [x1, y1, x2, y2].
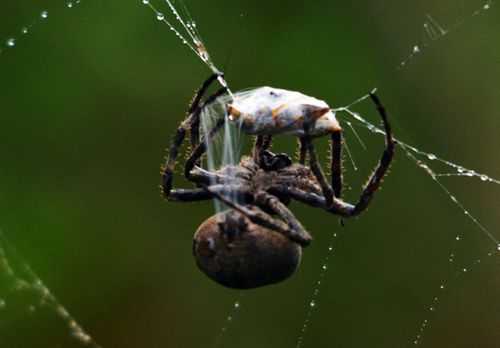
[298, 137, 308, 165]
[207, 186, 311, 246]
[303, 133, 337, 206]
[297, 92, 395, 217]
[351, 92, 395, 215]
[162, 124, 187, 197]
[161, 73, 226, 198]
[330, 131, 343, 198]
[255, 191, 312, 245]
[169, 184, 248, 202]
[297, 131, 342, 199]
[184, 117, 226, 180]
[190, 86, 228, 148]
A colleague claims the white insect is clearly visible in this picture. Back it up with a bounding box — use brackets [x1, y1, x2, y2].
[227, 87, 342, 137]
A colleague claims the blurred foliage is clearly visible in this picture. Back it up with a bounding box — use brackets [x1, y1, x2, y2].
[0, 0, 499, 347]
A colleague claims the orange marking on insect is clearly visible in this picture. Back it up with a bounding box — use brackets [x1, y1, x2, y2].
[271, 104, 288, 119]
[329, 125, 343, 132]
[227, 104, 241, 120]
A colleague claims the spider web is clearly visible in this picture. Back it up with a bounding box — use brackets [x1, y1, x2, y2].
[140, 1, 500, 347]
[1, 1, 499, 347]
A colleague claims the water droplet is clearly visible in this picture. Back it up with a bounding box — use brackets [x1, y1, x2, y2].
[227, 316, 232, 321]
[73, 331, 91, 344]
[67, 2, 74, 8]
[426, 153, 436, 160]
[56, 305, 69, 318]
[480, 175, 489, 181]
[463, 268, 468, 273]
[413, 45, 421, 53]
[0, 299, 5, 309]
[157, 12, 165, 21]
[429, 306, 435, 311]
[40, 11, 49, 19]
[457, 167, 465, 173]
[309, 300, 316, 307]
[321, 264, 328, 270]
[142, 0, 150, 4]
[440, 284, 445, 289]
[328, 247, 333, 251]
[21, 27, 29, 34]
[484, 3, 491, 9]
[6, 38, 15, 47]
[497, 244, 500, 251]
[414, 340, 419, 345]
[234, 302, 240, 309]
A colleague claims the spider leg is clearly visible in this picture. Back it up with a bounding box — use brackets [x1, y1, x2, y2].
[169, 188, 212, 202]
[255, 191, 312, 246]
[188, 73, 221, 116]
[273, 186, 355, 217]
[161, 73, 223, 198]
[298, 137, 308, 165]
[190, 86, 228, 148]
[184, 117, 226, 179]
[350, 92, 395, 215]
[284, 92, 395, 218]
[330, 131, 343, 198]
[162, 124, 188, 198]
[206, 186, 310, 247]
[300, 114, 337, 206]
[188, 166, 231, 186]
[170, 184, 251, 202]
[302, 134, 335, 207]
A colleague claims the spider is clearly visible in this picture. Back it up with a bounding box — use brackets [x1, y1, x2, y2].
[161, 74, 395, 288]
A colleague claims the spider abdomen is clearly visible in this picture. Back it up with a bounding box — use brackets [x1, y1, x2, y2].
[193, 210, 302, 289]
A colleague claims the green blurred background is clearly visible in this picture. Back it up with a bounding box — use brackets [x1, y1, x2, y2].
[0, 1, 499, 347]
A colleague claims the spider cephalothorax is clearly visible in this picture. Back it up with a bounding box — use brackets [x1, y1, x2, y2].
[161, 74, 395, 288]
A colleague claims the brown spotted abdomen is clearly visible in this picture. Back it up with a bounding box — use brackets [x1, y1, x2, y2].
[193, 210, 302, 289]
